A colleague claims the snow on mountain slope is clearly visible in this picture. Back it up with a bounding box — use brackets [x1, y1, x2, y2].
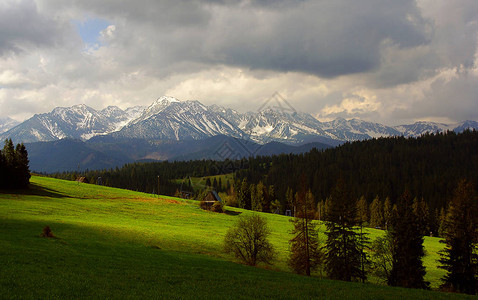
[2, 96, 477, 145]
[1, 104, 134, 143]
[113, 99, 246, 140]
[0, 117, 20, 134]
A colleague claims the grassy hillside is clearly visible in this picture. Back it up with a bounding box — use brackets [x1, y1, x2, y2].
[0, 176, 470, 299]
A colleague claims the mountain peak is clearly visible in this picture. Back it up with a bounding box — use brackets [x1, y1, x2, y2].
[155, 96, 180, 104]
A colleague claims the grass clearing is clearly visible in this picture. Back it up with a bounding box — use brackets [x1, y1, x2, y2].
[0, 176, 470, 299]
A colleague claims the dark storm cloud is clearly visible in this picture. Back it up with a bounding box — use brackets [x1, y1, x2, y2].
[207, 0, 431, 78]
[0, 0, 70, 55]
[42, 0, 432, 79]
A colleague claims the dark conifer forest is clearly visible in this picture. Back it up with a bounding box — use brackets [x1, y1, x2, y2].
[51, 130, 477, 234]
[0, 139, 30, 189]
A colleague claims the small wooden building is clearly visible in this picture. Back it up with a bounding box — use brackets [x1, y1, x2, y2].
[200, 190, 223, 212]
[202, 190, 223, 203]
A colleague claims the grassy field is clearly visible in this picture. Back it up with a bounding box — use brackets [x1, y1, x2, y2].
[0, 176, 471, 299]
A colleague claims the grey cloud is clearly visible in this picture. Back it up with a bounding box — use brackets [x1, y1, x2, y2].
[41, 0, 432, 79]
[0, 0, 72, 55]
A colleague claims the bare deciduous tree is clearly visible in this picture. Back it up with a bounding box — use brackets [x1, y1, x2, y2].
[224, 214, 275, 266]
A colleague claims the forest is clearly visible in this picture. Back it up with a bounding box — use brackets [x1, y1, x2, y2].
[50, 130, 478, 235]
[0, 139, 30, 189]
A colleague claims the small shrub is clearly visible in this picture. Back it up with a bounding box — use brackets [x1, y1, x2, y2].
[224, 194, 238, 207]
[40, 226, 55, 238]
[211, 201, 224, 213]
[199, 201, 209, 210]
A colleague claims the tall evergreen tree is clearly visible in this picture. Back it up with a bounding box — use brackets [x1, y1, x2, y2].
[438, 179, 478, 294]
[438, 207, 447, 237]
[0, 140, 30, 189]
[289, 189, 322, 276]
[14, 143, 30, 188]
[413, 197, 430, 236]
[286, 187, 295, 216]
[356, 196, 369, 225]
[251, 183, 264, 212]
[383, 197, 393, 230]
[356, 196, 371, 283]
[239, 178, 250, 209]
[325, 179, 365, 282]
[389, 190, 429, 289]
[3, 139, 15, 165]
[370, 196, 383, 228]
[0, 149, 5, 186]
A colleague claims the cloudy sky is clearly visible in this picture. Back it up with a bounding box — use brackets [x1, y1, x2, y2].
[1, 0, 477, 125]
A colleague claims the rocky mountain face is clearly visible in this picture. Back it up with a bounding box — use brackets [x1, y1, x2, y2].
[0, 104, 144, 144]
[112, 97, 244, 140]
[2, 96, 477, 145]
[0, 117, 19, 134]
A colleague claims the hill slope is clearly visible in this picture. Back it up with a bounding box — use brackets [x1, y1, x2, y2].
[0, 176, 470, 299]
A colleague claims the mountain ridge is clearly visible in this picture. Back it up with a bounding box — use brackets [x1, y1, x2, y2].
[2, 96, 477, 145]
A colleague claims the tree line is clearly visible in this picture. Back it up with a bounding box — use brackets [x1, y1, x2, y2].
[225, 178, 478, 294]
[0, 139, 30, 189]
[49, 130, 477, 237]
[232, 130, 478, 236]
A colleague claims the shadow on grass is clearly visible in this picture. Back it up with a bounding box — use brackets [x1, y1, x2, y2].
[0, 183, 70, 198]
[224, 210, 242, 216]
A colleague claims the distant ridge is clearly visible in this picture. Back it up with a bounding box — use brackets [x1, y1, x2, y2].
[2, 96, 477, 145]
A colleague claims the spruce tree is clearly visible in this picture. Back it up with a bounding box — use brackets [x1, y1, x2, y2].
[383, 197, 392, 230]
[370, 196, 383, 228]
[388, 190, 429, 289]
[413, 197, 430, 236]
[3, 139, 15, 165]
[15, 143, 30, 188]
[289, 189, 322, 276]
[0, 149, 5, 187]
[438, 207, 447, 237]
[356, 196, 369, 225]
[325, 179, 364, 282]
[438, 179, 478, 294]
[239, 178, 250, 209]
[286, 187, 294, 216]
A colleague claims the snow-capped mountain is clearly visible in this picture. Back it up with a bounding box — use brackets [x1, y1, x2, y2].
[0, 117, 19, 134]
[0, 104, 144, 143]
[112, 96, 245, 140]
[1, 96, 477, 145]
[319, 118, 402, 141]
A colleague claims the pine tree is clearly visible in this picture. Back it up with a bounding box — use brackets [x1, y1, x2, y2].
[413, 197, 430, 236]
[14, 143, 30, 188]
[356, 196, 371, 283]
[383, 197, 392, 230]
[438, 207, 447, 237]
[266, 185, 275, 213]
[356, 196, 369, 225]
[238, 178, 250, 209]
[370, 196, 383, 228]
[286, 187, 294, 216]
[325, 179, 365, 282]
[3, 139, 15, 165]
[289, 189, 322, 276]
[438, 179, 478, 294]
[388, 190, 429, 289]
[0, 140, 30, 189]
[251, 183, 263, 212]
[0, 149, 5, 187]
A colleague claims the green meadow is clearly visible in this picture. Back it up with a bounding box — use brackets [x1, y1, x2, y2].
[0, 176, 470, 299]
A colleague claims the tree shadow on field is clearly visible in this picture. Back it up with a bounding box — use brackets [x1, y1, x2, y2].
[224, 210, 242, 216]
[1, 183, 70, 198]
